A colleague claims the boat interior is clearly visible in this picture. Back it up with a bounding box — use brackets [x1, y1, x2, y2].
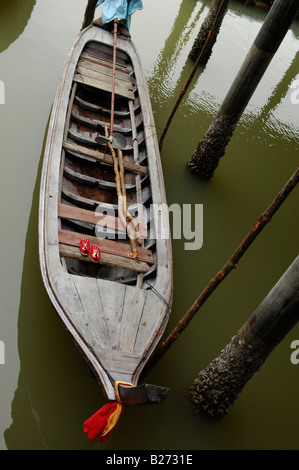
[57, 40, 157, 288]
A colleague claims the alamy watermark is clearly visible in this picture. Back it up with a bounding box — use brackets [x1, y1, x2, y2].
[0, 340, 5, 365]
[0, 80, 4, 104]
[290, 76, 299, 104]
[290, 340, 299, 365]
[95, 202, 203, 251]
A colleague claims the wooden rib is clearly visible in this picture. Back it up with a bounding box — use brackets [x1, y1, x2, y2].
[58, 203, 148, 238]
[58, 229, 153, 264]
[129, 99, 145, 288]
[58, 83, 78, 272]
[62, 141, 147, 176]
[67, 127, 145, 152]
[63, 164, 137, 192]
[74, 94, 141, 118]
[59, 82, 78, 203]
[59, 243, 150, 273]
[70, 110, 132, 134]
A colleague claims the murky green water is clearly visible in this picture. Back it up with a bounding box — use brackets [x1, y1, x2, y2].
[0, 0, 298, 451]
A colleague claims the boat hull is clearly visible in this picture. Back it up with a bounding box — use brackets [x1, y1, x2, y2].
[39, 23, 172, 400]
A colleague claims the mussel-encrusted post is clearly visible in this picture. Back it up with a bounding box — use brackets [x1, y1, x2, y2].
[188, 0, 299, 178]
[189, 0, 230, 66]
[82, 0, 98, 30]
[189, 256, 299, 419]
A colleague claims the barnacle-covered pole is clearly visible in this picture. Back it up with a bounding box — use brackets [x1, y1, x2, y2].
[188, 0, 299, 178]
[189, 256, 299, 418]
[188, 0, 230, 66]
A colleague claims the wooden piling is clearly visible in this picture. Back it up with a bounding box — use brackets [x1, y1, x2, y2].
[188, 0, 230, 66]
[82, 0, 98, 30]
[188, 0, 299, 178]
[189, 256, 299, 418]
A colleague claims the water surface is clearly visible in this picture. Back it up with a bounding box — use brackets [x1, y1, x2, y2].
[0, 0, 298, 450]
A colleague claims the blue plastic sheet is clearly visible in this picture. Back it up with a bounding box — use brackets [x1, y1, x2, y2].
[96, 0, 143, 30]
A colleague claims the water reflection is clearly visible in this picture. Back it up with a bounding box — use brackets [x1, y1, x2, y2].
[148, 1, 207, 111]
[4, 125, 101, 450]
[0, 0, 36, 53]
[3, 0, 299, 450]
[148, 0, 299, 146]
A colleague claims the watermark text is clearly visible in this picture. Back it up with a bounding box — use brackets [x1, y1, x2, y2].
[290, 340, 299, 365]
[95, 202, 203, 251]
[0, 80, 4, 104]
[290, 77, 299, 104]
[0, 340, 5, 365]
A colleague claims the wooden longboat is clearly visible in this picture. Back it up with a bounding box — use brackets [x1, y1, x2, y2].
[39, 22, 173, 403]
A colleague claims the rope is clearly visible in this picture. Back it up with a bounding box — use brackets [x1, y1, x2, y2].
[145, 281, 170, 312]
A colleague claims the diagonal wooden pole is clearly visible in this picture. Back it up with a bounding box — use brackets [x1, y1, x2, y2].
[153, 167, 299, 362]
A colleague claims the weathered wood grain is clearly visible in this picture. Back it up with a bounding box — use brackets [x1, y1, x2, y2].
[74, 73, 135, 100]
[78, 57, 135, 84]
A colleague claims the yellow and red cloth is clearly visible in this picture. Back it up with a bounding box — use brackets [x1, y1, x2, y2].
[84, 381, 133, 443]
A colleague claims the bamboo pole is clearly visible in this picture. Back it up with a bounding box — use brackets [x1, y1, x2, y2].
[158, 0, 228, 151]
[104, 125, 138, 260]
[188, 0, 299, 178]
[189, 255, 299, 418]
[118, 148, 142, 246]
[153, 167, 299, 362]
[82, 0, 98, 30]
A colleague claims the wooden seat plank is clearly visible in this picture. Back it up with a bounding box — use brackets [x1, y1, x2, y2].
[81, 52, 129, 74]
[76, 65, 135, 92]
[58, 229, 154, 264]
[58, 203, 148, 238]
[78, 58, 135, 85]
[59, 243, 150, 273]
[83, 44, 128, 68]
[74, 73, 135, 100]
